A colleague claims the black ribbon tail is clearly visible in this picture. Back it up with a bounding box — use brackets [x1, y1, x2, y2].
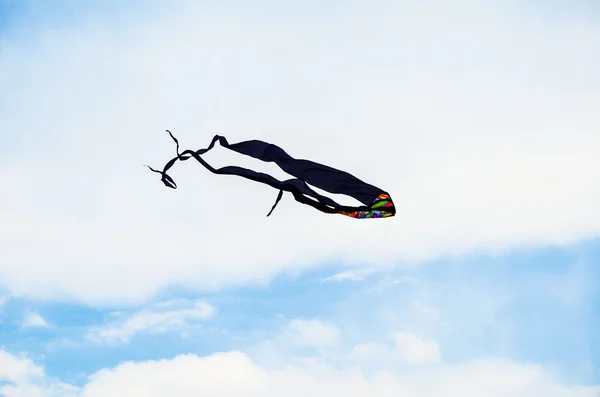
[166, 129, 180, 155]
[148, 130, 395, 218]
[167, 130, 190, 160]
[266, 189, 284, 217]
[145, 165, 177, 189]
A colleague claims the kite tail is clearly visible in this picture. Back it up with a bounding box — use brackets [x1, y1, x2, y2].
[146, 164, 177, 189]
[145, 130, 200, 188]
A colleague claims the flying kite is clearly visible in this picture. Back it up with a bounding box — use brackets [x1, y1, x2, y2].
[148, 131, 396, 219]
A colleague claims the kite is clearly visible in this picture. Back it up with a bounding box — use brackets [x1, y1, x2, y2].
[148, 131, 396, 219]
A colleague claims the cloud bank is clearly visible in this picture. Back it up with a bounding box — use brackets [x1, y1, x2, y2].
[1, 1, 598, 308]
[2, 347, 598, 397]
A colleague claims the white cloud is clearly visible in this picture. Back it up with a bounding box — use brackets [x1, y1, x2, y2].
[1, 0, 599, 304]
[0, 351, 44, 382]
[283, 319, 340, 347]
[350, 331, 440, 367]
[22, 312, 50, 328]
[2, 350, 597, 397]
[392, 332, 441, 365]
[351, 341, 392, 359]
[0, 350, 77, 397]
[246, 318, 343, 365]
[1, 324, 598, 397]
[323, 269, 375, 282]
[408, 300, 439, 323]
[77, 351, 599, 397]
[86, 299, 214, 345]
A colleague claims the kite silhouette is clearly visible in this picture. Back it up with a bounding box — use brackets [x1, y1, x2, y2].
[148, 131, 395, 219]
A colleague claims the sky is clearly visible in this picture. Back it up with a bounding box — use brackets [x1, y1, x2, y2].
[0, 0, 599, 396]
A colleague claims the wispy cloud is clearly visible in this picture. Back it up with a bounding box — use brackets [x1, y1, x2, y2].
[86, 299, 215, 345]
[282, 319, 341, 347]
[350, 331, 441, 368]
[21, 311, 50, 328]
[322, 268, 375, 283]
[0, 350, 77, 397]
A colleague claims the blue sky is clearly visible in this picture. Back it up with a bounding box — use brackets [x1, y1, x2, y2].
[2, 241, 599, 386]
[1, 1, 599, 396]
